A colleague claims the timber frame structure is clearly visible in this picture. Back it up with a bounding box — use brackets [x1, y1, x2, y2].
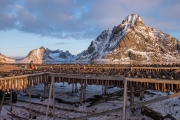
[1, 66, 180, 119]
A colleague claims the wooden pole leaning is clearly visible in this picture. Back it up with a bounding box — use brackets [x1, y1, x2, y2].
[52, 75, 55, 120]
[46, 75, 54, 119]
[43, 83, 46, 99]
[0, 91, 5, 115]
[72, 79, 75, 93]
[122, 78, 127, 120]
[130, 86, 134, 106]
[10, 89, 12, 111]
[29, 85, 32, 118]
[83, 79, 87, 102]
[79, 83, 83, 105]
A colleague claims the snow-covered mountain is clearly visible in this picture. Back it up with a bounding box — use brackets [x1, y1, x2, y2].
[0, 53, 15, 63]
[19, 47, 45, 63]
[19, 47, 77, 63]
[44, 48, 76, 61]
[77, 14, 180, 62]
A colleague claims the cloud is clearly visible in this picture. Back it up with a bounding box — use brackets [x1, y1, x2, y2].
[55, 42, 68, 44]
[0, 0, 180, 40]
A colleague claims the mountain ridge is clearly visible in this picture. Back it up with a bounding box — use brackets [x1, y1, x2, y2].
[19, 46, 79, 63]
[77, 14, 180, 62]
[0, 53, 15, 63]
[1, 14, 180, 63]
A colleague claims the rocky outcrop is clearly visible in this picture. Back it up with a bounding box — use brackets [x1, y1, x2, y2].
[20, 46, 45, 63]
[77, 14, 180, 62]
[0, 58, 6, 63]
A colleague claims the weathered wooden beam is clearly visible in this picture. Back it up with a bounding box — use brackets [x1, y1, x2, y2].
[43, 83, 46, 98]
[83, 84, 86, 102]
[52, 76, 55, 120]
[0, 72, 49, 81]
[130, 87, 134, 105]
[28, 86, 32, 118]
[10, 89, 12, 111]
[0, 91, 5, 114]
[127, 78, 180, 84]
[46, 75, 54, 118]
[140, 86, 144, 101]
[50, 73, 125, 81]
[79, 84, 83, 105]
[122, 78, 127, 120]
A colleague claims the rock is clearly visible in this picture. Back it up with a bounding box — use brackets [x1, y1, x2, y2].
[75, 103, 80, 107]
[32, 116, 36, 119]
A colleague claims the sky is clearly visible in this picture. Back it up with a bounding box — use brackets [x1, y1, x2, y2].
[0, 0, 180, 58]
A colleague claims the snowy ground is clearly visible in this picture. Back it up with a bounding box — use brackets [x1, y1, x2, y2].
[0, 83, 180, 120]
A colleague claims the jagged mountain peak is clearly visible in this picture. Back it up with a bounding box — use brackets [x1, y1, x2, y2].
[46, 48, 60, 52]
[122, 14, 144, 26]
[65, 50, 70, 53]
[77, 14, 180, 62]
[20, 47, 45, 63]
[40, 46, 45, 49]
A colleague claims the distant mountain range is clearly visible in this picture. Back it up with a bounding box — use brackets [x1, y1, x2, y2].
[1, 14, 180, 64]
[19, 47, 82, 63]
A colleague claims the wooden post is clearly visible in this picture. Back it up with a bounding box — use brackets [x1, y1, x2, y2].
[161, 83, 163, 92]
[47, 83, 50, 97]
[157, 83, 159, 90]
[79, 84, 83, 105]
[43, 83, 46, 98]
[51, 82, 54, 98]
[104, 86, 107, 95]
[10, 89, 12, 111]
[29, 86, 32, 118]
[136, 82, 138, 87]
[123, 78, 127, 120]
[75, 83, 78, 93]
[83, 79, 87, 102]
[140, 86, 144, 101]
[171, 84, 174, 92]
[52, 76, 55, 120]
[104, 81, 107, 95]
[46, 75, 54, 118]
[72, 82, 75, 93]
[130, 87, 134, 105]
[0, 92, 5, 114]
[83, 84, 86, 102]
[102, 85, 104, 95]
[155, 83, 157, 90]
